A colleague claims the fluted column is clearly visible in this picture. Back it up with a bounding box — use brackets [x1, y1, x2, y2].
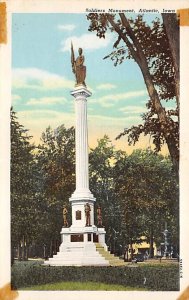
[70, 86, 95, 202]
[75, 94, 89, 191]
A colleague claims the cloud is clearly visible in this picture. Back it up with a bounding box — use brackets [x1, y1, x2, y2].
[57, 24, 76, 31]
[12, 94, 21, 103]
[17, 109, 75, 143]
[61, 33, 113, 52]
[17, 108, 169, 154]
[12, 68, 74, 91]
[119, 105, 147, 115]
[27, 96, 67, 106]
[98, 102, 115, 108]
[101, 90, 147, 102]
[96, 83, 117, 90]
[18, 109, 74, 122]
[91, 90, 147, 108]
[17, 108, 142, 147]
[88, 113, 141, 125]
[88, 113, 142, 150]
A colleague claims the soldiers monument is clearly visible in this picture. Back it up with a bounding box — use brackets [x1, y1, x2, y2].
[44, 45, 109, 266]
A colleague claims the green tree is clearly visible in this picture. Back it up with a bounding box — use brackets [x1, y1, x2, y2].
[89, 137, 179, 258]
[89, 135, 121, 253]
[36, 125, 75, 256]
[113, 150, 146, 259]
[11, 108, 40, 261]
[87, 13, 179, 175]
[114, 149, 179, 258]
[11, 113, 76, 259]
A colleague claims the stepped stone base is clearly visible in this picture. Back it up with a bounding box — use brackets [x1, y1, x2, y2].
[95, 243, 126, 266]
[44, 241, 127, 267]
[44, 225, 125, 267]
[44, 242, 109, 266]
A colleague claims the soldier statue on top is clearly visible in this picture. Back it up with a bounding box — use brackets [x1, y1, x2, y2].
[71, 42, 86, 86]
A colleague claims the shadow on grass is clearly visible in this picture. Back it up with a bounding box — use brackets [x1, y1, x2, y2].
[21, 281, 148, 291]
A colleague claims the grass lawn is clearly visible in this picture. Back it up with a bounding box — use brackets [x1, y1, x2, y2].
[21, 281, 148, 291]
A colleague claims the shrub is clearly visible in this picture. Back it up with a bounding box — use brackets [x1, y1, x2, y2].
[11, 261, 179, 291]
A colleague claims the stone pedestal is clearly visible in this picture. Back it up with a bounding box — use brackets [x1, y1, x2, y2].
[44, 226, 108, 266]
[44, 85, 108, 266]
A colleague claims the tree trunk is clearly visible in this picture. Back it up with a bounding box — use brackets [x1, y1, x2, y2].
[162, 14, 179, 108]
[25, 239, 28, 260]
[50, 240, 53, 257]
[18, 242, 21, 261]
[149, 228, 154, 258]
[139, 60, 179, 175]
[54, 240, 57, 255]
[166, 135, 179, 176]
[22, 236, 25, 260]
[130, 239, 133, 261]
[162, 14, 179, 177]
[125, 248, 129, 261]
[11, 244, 15, 266]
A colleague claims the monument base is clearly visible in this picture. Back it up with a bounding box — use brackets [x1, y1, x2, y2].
[44, 226, 109, 266]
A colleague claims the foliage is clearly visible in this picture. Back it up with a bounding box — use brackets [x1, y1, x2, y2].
[89, 136, 122, 252]
[114, 149, 179, 256]
[11, 111, 76, 258]
[34, 125, 75, 253]
[37, 125, 75, 201]
[11, 260, 179, 291]
[11, 108, 179, 261]
[87, 13, 179, 174]
[89, 137, 179, 256]
[11, 108, 41, 257]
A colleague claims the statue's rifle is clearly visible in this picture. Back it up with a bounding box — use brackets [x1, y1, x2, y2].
[71, 41, 76, 74]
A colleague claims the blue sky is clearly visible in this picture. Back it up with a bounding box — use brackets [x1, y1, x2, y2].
[12, 13, 172, 152]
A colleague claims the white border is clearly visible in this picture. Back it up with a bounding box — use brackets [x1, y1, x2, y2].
[0, 0, 189, 299]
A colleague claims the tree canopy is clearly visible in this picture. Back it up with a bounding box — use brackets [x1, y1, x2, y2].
[11, 110, 75, 259]
[11, 110, 179, 260]
[89, 136, 179, 257]
[11, 108, 41, 260]
[36, 125, 75, 251]
[87, 13, 179, 175]
[114, 148, 179, 257]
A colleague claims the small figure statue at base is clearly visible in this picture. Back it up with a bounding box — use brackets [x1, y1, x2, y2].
[85, 202, 91, 226]
[71, 43, 86, 87]
[63, 205, 68, 227]
[97, 205, 103, 227]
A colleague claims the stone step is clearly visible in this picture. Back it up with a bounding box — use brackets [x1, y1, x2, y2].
[48, 258, 108, 263]
[44, 244, 110, 266]
[55, 252, 101, 257]
[44, 261, 109, 266]
[44, 253, 109, 266]
[44, 258, 109, 264]
[95, 243, 126, 266]
[58, 249, 98, 254]
[51, 255, 104, 261]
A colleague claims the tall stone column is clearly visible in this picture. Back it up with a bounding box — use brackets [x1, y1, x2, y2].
[44, 48, 109, 267]
[69, 86, 95, 227]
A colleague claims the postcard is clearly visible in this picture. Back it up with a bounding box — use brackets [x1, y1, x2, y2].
[0, 0, 189, 299]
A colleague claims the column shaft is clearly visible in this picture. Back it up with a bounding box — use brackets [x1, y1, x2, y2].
[75, 97, 89, 191]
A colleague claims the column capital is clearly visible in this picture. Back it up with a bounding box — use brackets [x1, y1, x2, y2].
[69, 190, 96, 203]
[70, 85, 92, 99]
